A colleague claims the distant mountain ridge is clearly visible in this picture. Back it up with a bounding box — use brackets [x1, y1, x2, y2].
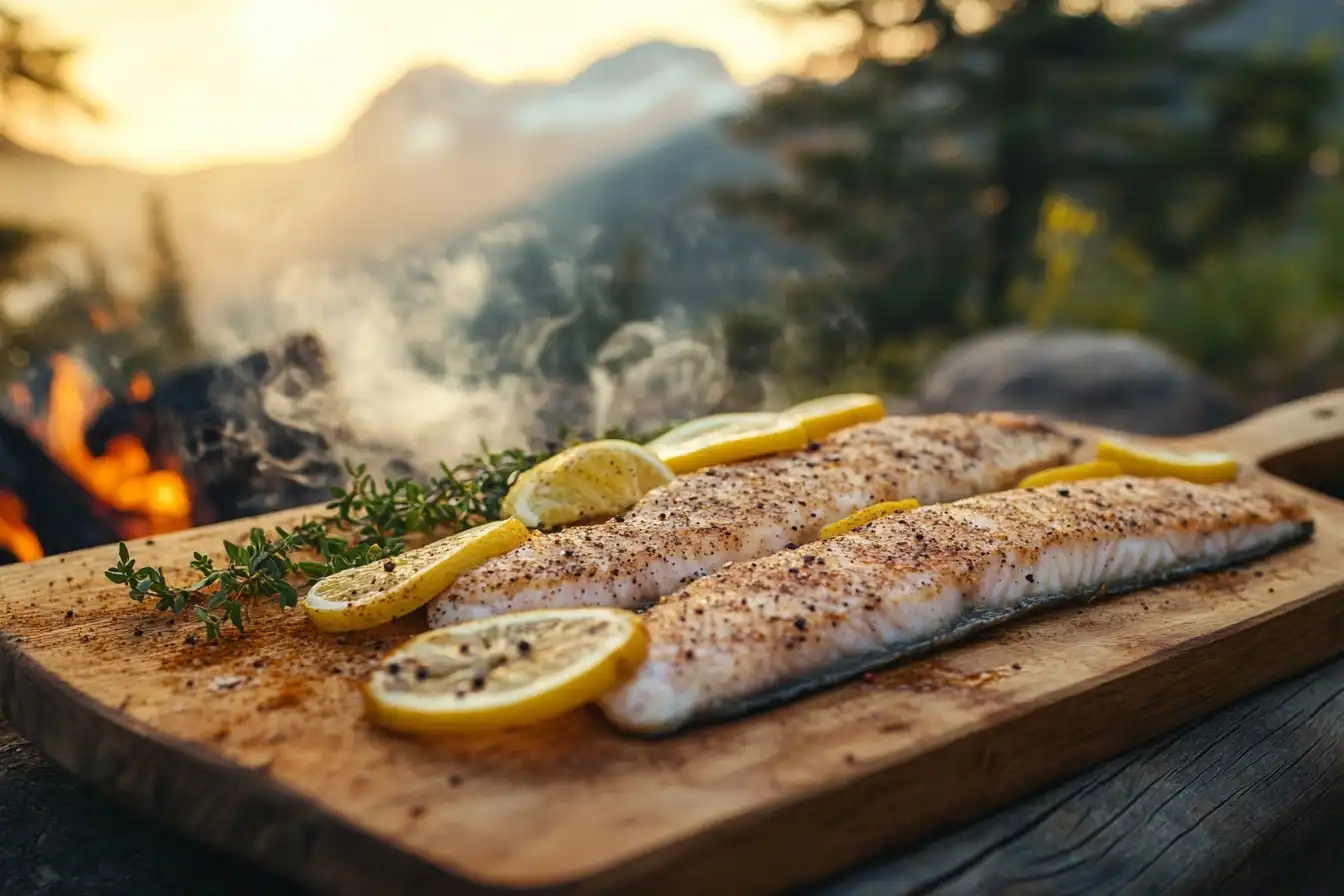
[0, 40, 751, 302]
[3, 0, 1336, 311]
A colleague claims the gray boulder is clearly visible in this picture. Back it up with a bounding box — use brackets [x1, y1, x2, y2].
[916, 327, 1247, 436]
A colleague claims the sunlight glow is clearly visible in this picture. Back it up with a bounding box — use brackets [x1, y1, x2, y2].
[4, 0, 816, 171]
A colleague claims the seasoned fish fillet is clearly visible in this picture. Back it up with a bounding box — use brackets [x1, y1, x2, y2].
[600, 476, 1313, 734]
[427, 413, 1075, 626]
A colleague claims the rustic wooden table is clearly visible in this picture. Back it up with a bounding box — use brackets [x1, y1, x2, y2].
[4, 652, 1343, 896]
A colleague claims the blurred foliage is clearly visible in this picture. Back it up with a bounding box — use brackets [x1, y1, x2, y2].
[715, 0, 1338, 396]
[470, 233, 663, 386]
[0, 5, 99, 125]
[0, 192, 203, 388]
[0, 6, 200, 392]
[3, 0, 1344, 438]
[1014, 175, 1344, 405]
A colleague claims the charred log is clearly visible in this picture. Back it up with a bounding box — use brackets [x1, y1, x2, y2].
[87, 333, 346, 523]
[0, 413, 125, 556]
[89, 333, 415, 525]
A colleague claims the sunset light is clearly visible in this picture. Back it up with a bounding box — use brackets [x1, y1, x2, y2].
[5, 0, 814, 171]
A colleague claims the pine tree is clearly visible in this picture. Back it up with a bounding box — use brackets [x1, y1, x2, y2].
[714, 0, 1335, 374]
[605, 237, 654, 325]
[0, 6, 99, 129]
[0, 6, 98, 288]
[142, 192, 198, 368]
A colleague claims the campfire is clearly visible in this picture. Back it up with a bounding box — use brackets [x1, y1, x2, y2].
[0, 355, 192, 562]
[0, 334, 348, 566]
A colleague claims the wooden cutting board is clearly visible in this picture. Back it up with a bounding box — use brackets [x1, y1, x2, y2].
[3, 392, 1344, 896]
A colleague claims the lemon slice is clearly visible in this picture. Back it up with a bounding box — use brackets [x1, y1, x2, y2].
[819, 499, 920, 539]
[302, 519, 528, 633]
[501, 439, 674, 528]
[364, 607, 649, 733]
[1095, 439, 1239, 484]
[646, 412, 782, 451]
[783, 393, 886, 440]
[651, 415, 809, 475]
[1017, 460, 1124, 490]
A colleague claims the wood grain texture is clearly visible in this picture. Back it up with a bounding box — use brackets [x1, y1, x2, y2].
[10, 655, 1344, 896]
[815, 652, 1344, 896]
[2, 390, 1343, 896]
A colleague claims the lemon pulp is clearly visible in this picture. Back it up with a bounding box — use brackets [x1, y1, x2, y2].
[302, 518, 529, 633]
[501, 440, 674, 528]
[783, 393, 885, 440]
[364, 607, 649, 733]
[650, 416, 809, 475]
[646, 412, 782, 451]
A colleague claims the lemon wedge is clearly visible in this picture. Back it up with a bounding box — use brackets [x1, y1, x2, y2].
[1096, 439, 1239, 484]
[651, 415, 809, 475]
[364, 607, 649, 733]
[645, 412, 782, 451]
[783, 393, 886, 440]
[819, 499, 920, 539]
[302, 519, 529, 633]
[1017, 460, 1124, 490]
[501, 439, 674, 529]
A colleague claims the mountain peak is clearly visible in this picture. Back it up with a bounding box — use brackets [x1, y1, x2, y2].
[337, 39, 746, 165]
[363, 64, 486, 113]
[509, 40, 744, 136]
[571, 40, 732, 87]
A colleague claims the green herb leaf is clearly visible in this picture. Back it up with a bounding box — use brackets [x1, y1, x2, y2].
[101, 428, 651, 641]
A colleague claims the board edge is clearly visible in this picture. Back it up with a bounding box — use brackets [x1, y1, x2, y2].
[7, 567, 1344, 896]
[0, 631, 547, 896]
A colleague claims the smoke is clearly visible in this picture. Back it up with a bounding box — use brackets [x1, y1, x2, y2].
[590, 319, 730, 435]
[193, 229, 731, 480]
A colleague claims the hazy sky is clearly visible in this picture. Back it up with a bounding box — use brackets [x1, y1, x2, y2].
[8, 0, 822, 171]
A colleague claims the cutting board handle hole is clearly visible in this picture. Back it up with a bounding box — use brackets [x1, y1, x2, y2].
[1260, 440, 1344, 502]
[1195, 390, 1344, 491]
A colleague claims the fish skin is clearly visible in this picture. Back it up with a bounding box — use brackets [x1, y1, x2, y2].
[599, 476, 1313, 735]
[426, 413, 1076, 627]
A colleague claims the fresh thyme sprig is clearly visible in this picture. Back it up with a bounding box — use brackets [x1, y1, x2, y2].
[104, 425, 667, 639]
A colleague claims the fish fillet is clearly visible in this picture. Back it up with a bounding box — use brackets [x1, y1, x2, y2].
[600, 476, 1313, 734]
[427, 413, 1076, 626]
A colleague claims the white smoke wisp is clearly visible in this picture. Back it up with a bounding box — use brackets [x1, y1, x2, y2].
[196, 249, 550, 477]
[589, 319, 730, 435]
[193, 234, 737, 484]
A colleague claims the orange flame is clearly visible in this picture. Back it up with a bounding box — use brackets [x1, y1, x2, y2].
[3, 355, 195, 562]
[41, 355, 192, 534]
[128, 371, 154, 402]
[0, 491, 42, 562]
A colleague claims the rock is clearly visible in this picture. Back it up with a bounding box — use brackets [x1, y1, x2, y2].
[916, 328, 1247, 436]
